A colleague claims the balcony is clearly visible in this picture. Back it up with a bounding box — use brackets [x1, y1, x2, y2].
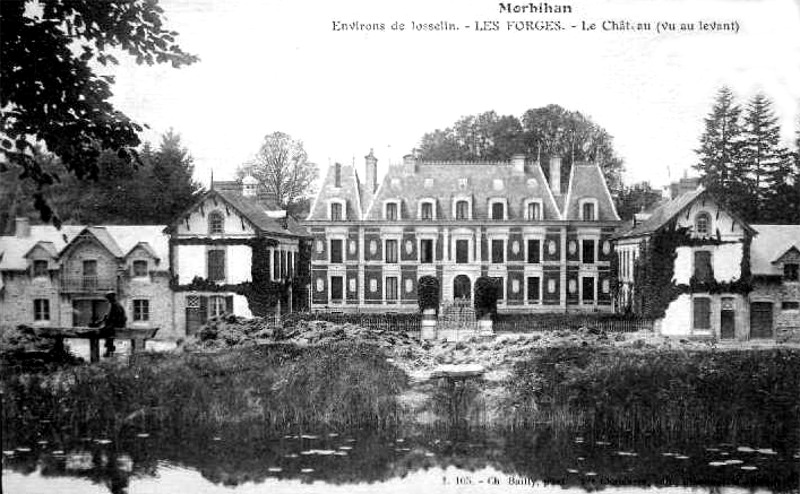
[60, 276, 117, 294]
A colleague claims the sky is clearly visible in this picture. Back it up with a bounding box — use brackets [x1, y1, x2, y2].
[107, 0, 800, 190]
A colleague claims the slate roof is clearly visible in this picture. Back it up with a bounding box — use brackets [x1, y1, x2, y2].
[564, 162, 621, 221]
[751, 224, 800, 276]
[172, 182, 308, 237]
[0, 225, 170, 270]
[307, 163, 363, 221]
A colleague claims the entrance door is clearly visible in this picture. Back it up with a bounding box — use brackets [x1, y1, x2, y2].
[720, 297, 735, 339]
[185, 295, 207, 336]
[72, 299, 108, 327]
[750, 302, 774, 339]
[453, 275, 471, 300]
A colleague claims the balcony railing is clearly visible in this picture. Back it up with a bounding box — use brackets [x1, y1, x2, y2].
[60, 276, 117, 294]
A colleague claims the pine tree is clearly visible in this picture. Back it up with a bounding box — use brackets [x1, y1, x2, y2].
[694, 87, 747, 216]
[740, 93, 790, 221]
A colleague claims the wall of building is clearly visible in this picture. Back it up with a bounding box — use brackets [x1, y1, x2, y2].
[175, 197, 256, 237]
[672, 243, 743, 284]
[750, 281, 800, 342]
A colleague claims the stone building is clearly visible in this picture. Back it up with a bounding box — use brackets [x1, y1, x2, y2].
[166, 178, 309, 335]
[305, 151, 621, 312]
[749, 224, 800, 341]
[0, 218, 175, 337]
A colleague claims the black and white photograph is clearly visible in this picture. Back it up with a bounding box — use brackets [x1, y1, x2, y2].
[1, 0, 800, 492]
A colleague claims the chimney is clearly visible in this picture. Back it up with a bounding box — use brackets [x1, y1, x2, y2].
[549, 156, 562, 196]
[15, 217, 30, 238]
[511, 153, 526, 173]
[365, 149, 378, 194]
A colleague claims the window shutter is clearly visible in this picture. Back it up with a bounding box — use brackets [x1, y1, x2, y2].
[225, 296, 234, 314]
[199, 296, 208, 324]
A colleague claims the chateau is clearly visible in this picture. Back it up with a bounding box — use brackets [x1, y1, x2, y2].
[305, 151, 621, 312]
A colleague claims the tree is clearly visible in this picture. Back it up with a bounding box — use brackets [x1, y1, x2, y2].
[417, 105, 624, 191]
[615, 182, 664, 222]
[694, 87, 751, 218]
[237, 132, 319, 212]
[740, 93, 791, 222]
[146, 130, 201, 223]
[0, 0, 197, 225]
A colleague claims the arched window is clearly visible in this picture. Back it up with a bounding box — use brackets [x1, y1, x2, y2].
[209, 211, 224, 235]
[695, 212, 711, 235]
[527, 201, 541, 221]
[491, 201, 505, 220]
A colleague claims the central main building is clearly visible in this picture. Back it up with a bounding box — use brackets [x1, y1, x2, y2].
[305, 151, 621, 312]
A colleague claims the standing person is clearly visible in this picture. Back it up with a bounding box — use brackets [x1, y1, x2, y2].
[100, 292, 126, 357]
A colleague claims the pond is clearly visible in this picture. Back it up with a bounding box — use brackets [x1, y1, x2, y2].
[3, 421, 799, 493]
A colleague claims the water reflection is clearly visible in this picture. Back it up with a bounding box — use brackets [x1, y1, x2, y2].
[3, 421, 799, 493]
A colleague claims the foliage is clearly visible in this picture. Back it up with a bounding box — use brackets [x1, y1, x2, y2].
[0, 325, 81, 372]
[615, 181, 663, 221]
[417, 275, 440, 313]
[417, 106, 624, 190]
[473, 276, 499, 319]
[237, 132, 319, 210]
[0, 0, 197, 226]
[694, 87, 798, 223]
[0, 131, 201, 231]
[1, 342, 407, 434]
[508, 346, 800, 439]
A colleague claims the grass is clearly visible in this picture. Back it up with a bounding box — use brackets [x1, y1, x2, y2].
[506, 346, 800, 443]
[1, 341, 408, 437]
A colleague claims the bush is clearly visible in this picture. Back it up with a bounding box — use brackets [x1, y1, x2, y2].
[417, 275, 440, 313]
[473, 276, 499, 319]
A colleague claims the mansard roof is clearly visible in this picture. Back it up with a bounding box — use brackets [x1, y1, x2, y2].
[563, 162, 621, 221]
[307, 162, 363, 221]
[751, 224, 800, 276]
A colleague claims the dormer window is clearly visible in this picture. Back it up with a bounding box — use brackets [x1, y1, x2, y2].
[132, 260, 148, 277]
[785, 263, 799, 282]
[420, 200, 435, 220]
[209, 211, 224, 235]
[695, 212, 711, 236]
[329, 200, 345, 221]
[455, 200, 470, 220]
[489, 199, 506, 220]
[385, 201, 399, 221]
[526, 200, 542, 221]
[33, 260, 48, 278]
[582, 202, 596, 221]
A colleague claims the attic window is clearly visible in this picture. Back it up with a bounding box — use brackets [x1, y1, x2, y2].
[330, 202, 344, 221]
[581, 201, 596, 221]
[458, 178, 468, 190]
[695, 212, 711, 236]
[33, 260, 48, 277]
[785, 263, 799, 282]
[526, 201, 542, 221]
[133, 260, 148, 277]
[209, 211, 224, 235]
[455, 200, 470, 220]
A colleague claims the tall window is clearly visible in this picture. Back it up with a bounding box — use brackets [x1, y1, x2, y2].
[492, 277, 504, 300]
[330, 239, 343, 264]
[527, 277, 540, 302]
[209, 295, 227, 317]
[784, 263, 799, 281]
[82, 259, 97, 290]
[456, 200, 469, 220]
[527, 239, 540, 264]
[582, 277, 595, 303]
[273, 250, 281, 279]
[491, 202, 504, 220]
[132, 260, 148, 277]
[693, 297, 711, 330]
[386, 277, 399, 301]
[582, 240, 595, 264]
[331, 276, 344, 302]
[695, 212, 711, 235]
[385, 239, 398, 263]
[209, 211, 224, 235]
[207, 250, 225, 282]
[133, 299, 150, 322]
[33, 260, 48, 277]
[582, 202, 595, 221]
[331, 203, 343, 221]
[386, 202, 398, 220]
[694, 251, 713, 282]
[420, 239, 434, 264]
[421, 202, 433, 220]
[491, 239, 504, 264]
[455, 239, 469, 264]
[527, 202, 541, 221]
[34, 299, 50, 321]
